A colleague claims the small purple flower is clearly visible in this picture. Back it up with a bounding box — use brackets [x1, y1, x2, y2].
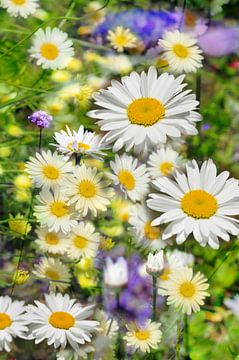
[201, 123, 210, 131]
[28, 110, 53, 128]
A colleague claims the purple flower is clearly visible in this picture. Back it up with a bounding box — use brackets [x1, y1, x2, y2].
[28, 110, 53, 128]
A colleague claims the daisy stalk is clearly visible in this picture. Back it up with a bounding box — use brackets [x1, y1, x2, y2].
[152, 275, 158, 321]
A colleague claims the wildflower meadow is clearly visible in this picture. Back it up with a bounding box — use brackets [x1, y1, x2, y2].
[0, 0, 239, 359]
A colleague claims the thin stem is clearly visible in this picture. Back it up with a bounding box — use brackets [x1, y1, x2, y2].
[152, 276, 157, 321]
[209, 244, 236, 280]
[184, 315, 190, 359]
[115, 291, 125, 359]
[196, 72, 201, 104]
[38, 128, 43, 152]
[175, 318, 182, 360]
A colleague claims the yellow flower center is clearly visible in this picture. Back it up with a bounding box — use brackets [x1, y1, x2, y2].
[67, 142, 90, 152]
[179, 281, 196, 298]
[181, 190, 218, 219]
[40, 43, 59, 61]
[49, 311, 75, 329]
[118, 170, 135, 191]
[115, 34, 128, 46]
[127, 98, 165, 126]
[45, 269, 60, 281]
[159, 268, 171, 281]
[42, 165, 60, 180]
[78, 180, 96, 198]
[160, 162, 174, 176]
[0, 313, 12, 330]
[173, 44, 189, 58]
[73, 235, 87, 249]
[144, 222, 160, 240]
[135, 329, 150, 341]
[45, 232, 59, 245]
[11, 0, 26, 4]
[50, 201, 69, 217]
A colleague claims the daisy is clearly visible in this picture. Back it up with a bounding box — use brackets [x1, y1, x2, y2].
[147, 147, 184, 179]
[128, 204, 165, 250]
[66, 222, 100, 260]
[111, 197, 133, 222]
[64, 164, 113, 217]
[25, 293, 99, 351]
[158, 30, 203, 73]
[146, 251, 164, 275]
[124, 320, 162, 353]
[1, 0, 39, 18]
[34, 190, 78, 233]
[53, 125, 108, 158]
[29, 27, 74, 70]
[104, 257, 128, 288]
[0, 296, 28, 352]
[158, 251, 185, 282]
[25, 150, 74, 191]
[158, 267, 209, 315]
[147, 159, 239, 249]
[94, 310, 118, 338]
[224, 295, 239, 318]
[109, 154, 149, 202]
[33, 257, 71, 292]
[35, 227, 69, 255]
[56, 345, 95, 360]
[107, 26, 137, 53]
[87, 66, 201, 153]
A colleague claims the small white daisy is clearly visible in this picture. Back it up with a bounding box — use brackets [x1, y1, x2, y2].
[53, 125, 108, 158]
[34, 190, 78, 233]
[29, 27, 74, 70]
[158, 267, 209, 315]
[64, 164, 114, 217]
[147, 159, 239, 249]
[107, 26, 137, 53]
[66, 222, 100, 260]
[124, 320, 162, 353]
[26, 150, 74, 191]
[56, 345, 95, 360]
[146, 251, 164, 275]
[147, 147, 184, 179]
[1, 0, 39, 18]
[158, 251, 185, 282]
[87, 66, 201, 154]
[25, 293, 99, 351]
[0, 296, 28, 352]
[128, 204, 165, 250]
[35, 227, 69, 255]
[33, 257, 71, 292]
[159, 30, 203, 73]
[104, 257, 128, 288]
[224, 295, 239, 318]
[109, 154, 149, 202]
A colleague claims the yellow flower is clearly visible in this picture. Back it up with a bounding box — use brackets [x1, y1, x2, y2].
[66, 58, 82, 72]
[77, 274, 96, 289]
[75, 258, 93, 271]
[51, 70, 71, 83]
[83, 158, 104, 170]
[8, 214, 31, 236]
[0, 147, 11, 157]
[77, 26, 91, 36]
[84, 1, 106, 24]
[111, 197, 132, 222]
[107, 26, 137, 52]
[84, 51, 104, 63]
[14, 174, 32, 189]
[13, 270, 29, 285]
[15, 190, 31, 202]
[100, 223, 124, 237]
[100, 237, 115, 251]
[6, 124, 23, 137]
[76, 85, 93, 108]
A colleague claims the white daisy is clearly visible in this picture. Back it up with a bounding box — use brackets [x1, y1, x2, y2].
[94, 310, 118, 338]
[29, 27, 74, 70]
[147, 147, 184, 179]
[147, 159, 239, 249]
[0, 296, 28, 352]
[25, 150, 74, 191]
[124, 320, 162, 353]
[1, 0, 39, 18]
[104, 257, 128, 288]
[158, 267, 209, 315]
[158, 251, 185, 282]
[25, 293, 99, 351]
[224, 295, 239, 318]
[158, 30, 203, 73]
[66, 222, 100, 260]
[64, 164, 113, 217]
[170, 249, 194, 267]
[87, 66, 201, 154]
[109, 154, 149, 202]
[35, 227, 69, 255]
[52, 125, 108, 158]
[33, 257, 71, 292]
[146, 251, 164, 275]
[128, 204, 165, 250]
[56, 345, 95, 360]
[34, 190, 78, 233]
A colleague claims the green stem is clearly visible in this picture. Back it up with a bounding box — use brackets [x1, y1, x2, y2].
[196, 72, 201, 104]
[115, 291, 125, 359]
[175, 318, 182, 360]
[184, 315, 190, 359]
[38, 128, 43, 152]
[209, 243, 236, 280]
[152, 276, 157, 321]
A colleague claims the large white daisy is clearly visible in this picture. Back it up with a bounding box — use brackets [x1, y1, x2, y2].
[147, 147, 184, 179]
[109, 154, 149, 202]
[53, 125, 108, 158]
[147, 159, 239, 249]
[29, 27, 74, 70]
[66, 222, 100, 260]
[128, 204, 165, 250]
[25, 293, 99, 351]
[1, 0, 39, 18]
[33, 257, 71, 292]
[35, 227, 69, 255]
[34, 190, 78, 233]
[64, 164, 113, 217]
[87, 66, 201, 154]
[158, 30, 203, 73]
[0, 296, 28, 352]
[25, 150, 74, 191]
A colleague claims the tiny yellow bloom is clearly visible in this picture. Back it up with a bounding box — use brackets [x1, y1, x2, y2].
[75, 258, 93, 271]
[6, 124, 23, 137]
[100, 237, 115, 251]
[77, 274, 96, 289]
[107, 26, 137, 53]
[84, 1, 106, 23]
[14, 174, 32, 190]
[0, 147, 11, 157]
[66, 58, 82, 72]
[51, 70, 71, 83]
[13, 270, 30, 285]
[77, 26, 91, 36]
[8, 214, 31, 236]
[15, 190, 31, 203]
[76, 85, 93, 108]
